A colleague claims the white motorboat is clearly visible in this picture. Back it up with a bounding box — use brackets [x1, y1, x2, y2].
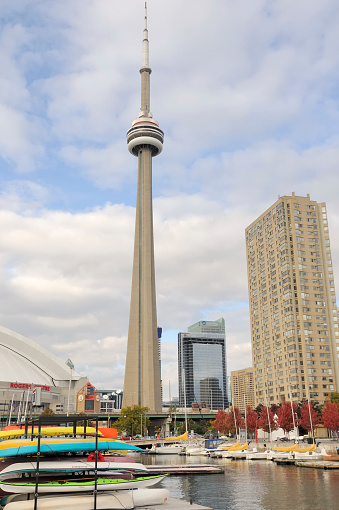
[184, 446, 206, 456]
[267, 451, 292, 461]
[246, 448, 271, 460]
[148, 443, 184, 455]
[294, 450, 322, 461]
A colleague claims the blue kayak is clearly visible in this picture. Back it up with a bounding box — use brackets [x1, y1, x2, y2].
[0, 439, 142, 458]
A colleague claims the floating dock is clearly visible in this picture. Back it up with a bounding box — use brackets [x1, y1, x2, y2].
[295, 460, 339, 469]
[274, 458, 339, 469]
[146, 464, 224, 475]
[153, 497, 212, 509]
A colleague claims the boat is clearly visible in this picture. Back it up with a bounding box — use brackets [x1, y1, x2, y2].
[184, 446, 206, 456]
[148, 443, 184, 455]
[321, 448, 339, 461]
[221, 440, 239, 451]
[201, 438, 229, 456]
[245, 448, 271, 460]
[0, 474, 166, 494]
[4, 488, 170, 510]
[0, 438, 142, 458]
[221, 442, 248, 459]
[293, 450, 322, 460]
[292, 443, 322, 460]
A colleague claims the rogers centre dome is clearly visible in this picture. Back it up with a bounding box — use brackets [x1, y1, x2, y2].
[0, 325, 87, 420]
[0, 325, 82, 385]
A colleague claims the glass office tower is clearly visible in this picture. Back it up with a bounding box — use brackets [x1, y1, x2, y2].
[178, 318, 228, 409]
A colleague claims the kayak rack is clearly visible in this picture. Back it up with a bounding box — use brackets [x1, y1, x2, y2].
[22, 415, 102, 510]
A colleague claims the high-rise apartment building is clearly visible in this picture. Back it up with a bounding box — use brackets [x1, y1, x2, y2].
[178, 319, 228, 409]
[231, 368, 254, 413]
[246, 193, 339, 406]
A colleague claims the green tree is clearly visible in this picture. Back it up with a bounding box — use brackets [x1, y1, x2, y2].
[330, 392, 339, 409]
[39, 407, 55, 417]
[114, 405, 150, 436]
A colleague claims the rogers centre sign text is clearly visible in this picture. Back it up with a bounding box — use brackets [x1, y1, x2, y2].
[10, 383, 50, 391]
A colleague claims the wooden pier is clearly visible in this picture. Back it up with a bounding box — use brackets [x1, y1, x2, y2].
[274, 458, 339, 469]
[146, 464, 224, 475]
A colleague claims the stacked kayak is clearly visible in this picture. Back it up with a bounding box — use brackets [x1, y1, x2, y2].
[0, 427, 169, 509]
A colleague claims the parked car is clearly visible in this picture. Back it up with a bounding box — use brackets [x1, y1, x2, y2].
[119, 436, 135, 441]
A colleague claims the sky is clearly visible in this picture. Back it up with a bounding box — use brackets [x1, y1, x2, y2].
[0, 0, 339, 400]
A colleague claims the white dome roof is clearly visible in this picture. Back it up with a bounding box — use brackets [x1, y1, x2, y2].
[0, 325, 81, 386]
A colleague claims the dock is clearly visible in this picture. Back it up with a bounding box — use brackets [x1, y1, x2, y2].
[295, 460, 339, 469]
[274, 458, 339, 469]
[146, 464, 224, 475]
[149, 497, 212, 509]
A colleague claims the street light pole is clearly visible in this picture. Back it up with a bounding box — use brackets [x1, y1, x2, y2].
[65, 358, 75, 416]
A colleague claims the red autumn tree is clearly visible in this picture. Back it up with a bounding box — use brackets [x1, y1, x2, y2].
[298, 401, 320, 433]
[215, 407, 244, 435]
[231, 407, 244, 433]
[322, 402, 339, 436]
[257, 406, 278, 434]
[212, 409, 228, 434]
[245, 406, 258, 433]
[277, 402, 297, 434]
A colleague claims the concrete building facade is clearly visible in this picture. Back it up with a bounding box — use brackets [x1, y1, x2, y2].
[123, 4, 163, 412]
[246, 194, 339, 407]
[178, 319, 228, 410]
[231, 367, 254, 413]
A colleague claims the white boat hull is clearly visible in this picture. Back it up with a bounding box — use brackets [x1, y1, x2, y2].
[246, 451, 270, 460]
[150, 446, 184, 455]
[5, 488, 170, 510]
[294, 451, 322, 460]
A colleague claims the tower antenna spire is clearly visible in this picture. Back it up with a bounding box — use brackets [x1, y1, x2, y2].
[142, 2, 149, 70]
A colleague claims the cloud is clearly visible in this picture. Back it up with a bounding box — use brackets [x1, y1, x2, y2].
[0, 0, 339, 400]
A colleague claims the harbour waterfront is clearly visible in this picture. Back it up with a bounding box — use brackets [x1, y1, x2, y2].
[138, 453, 339, 510]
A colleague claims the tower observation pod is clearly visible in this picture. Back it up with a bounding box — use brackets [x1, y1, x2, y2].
[123, 3, 163, 412]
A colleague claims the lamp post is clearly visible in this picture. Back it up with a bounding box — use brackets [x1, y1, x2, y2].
[65, 358, 74, 416]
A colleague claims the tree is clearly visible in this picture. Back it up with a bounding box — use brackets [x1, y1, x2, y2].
[245, 406, 258, 434]
[228, 407, 244, 435]
[39, 407, 55, 417]
[212, 409, 228, 435]
[257, 406, 278, 435]
[212, 408, 244, 436]
[321, 402, 339, 437]
[330, 392, 339, 408]
[277, 402, 297, 434]
[114, 405, 150, 436]
[298, 401, 320, 434]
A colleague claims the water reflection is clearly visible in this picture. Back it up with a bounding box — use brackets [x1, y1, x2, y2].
[138, 453, 339, 510]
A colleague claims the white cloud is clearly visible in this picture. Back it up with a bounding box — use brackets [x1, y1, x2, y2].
[0, 0, 339, 399]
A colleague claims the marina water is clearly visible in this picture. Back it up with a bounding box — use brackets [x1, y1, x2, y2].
[138, 454, 339, 510]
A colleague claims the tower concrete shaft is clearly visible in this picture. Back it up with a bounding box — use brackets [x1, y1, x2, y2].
[123, 3, 164, 412]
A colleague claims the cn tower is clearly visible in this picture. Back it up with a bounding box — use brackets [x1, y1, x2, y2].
[123, 3, 163, 412]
